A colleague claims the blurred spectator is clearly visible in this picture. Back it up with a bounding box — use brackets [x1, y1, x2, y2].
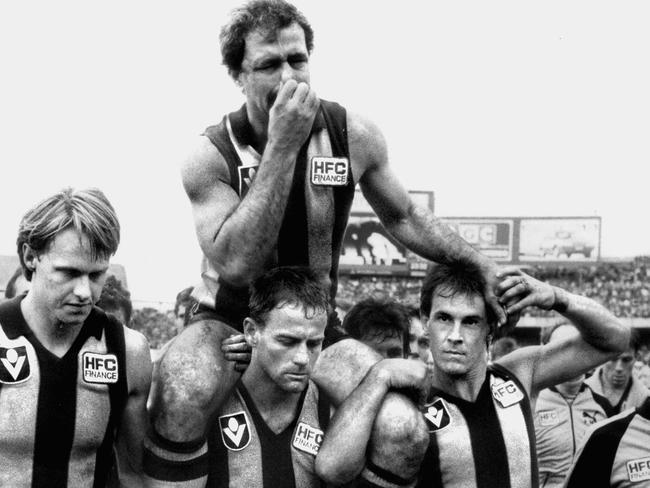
[174, 286, 197, 328]
[4, 266, 29, 299]
[534, 323, 613, 488]
[490, 336, 519, 361]
[131, 308, 178, 350]
[406, 306, 432, 363]
[343, 298, 410, 358]
[585, 328, 649, 414]
[96, 275, 132, 326]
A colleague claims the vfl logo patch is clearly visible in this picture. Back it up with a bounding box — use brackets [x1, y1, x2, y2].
[423, 399, 451, 433]
[310, 157, 349, 186]
[0, 346, 30, 384]
[82, 352, 118, 384]
[626, 457, 650, 482]
[292, 422, 323, 456]
[237, 164, 258, 197]
[537, 410, 560, 427]
[491, 380, 524, 408]
[219, 412, 251, 451]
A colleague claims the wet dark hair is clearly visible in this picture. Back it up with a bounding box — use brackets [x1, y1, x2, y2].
[96, 275, 132, 326]
[220, 0, 314, 79]
[248, 266, 329, 325]
[420, 260, 497, 335]
[343, 298, 410, 356]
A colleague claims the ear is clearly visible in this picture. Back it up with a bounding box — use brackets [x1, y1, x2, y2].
[243, 317, 259, 347]
[235, 73, 245, 93]
[22, 244, 37, 273]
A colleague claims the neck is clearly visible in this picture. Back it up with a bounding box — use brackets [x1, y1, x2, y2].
[432, 362, 488, 402]
[21, 293, 83, 357]
[242, 363, 302, 419]
[556, 381, 582, 399]
[245, 104, 269, 153]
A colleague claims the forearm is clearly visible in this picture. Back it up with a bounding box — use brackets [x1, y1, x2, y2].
[316, 367, 389, 485]
[386, 204, 491, 269]
[208, 144, 298, 283]
[553, 287, 629, 353]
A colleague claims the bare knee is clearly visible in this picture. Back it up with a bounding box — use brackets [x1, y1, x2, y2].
[368, 393, 429, 479]
[149, 320, 240, 441]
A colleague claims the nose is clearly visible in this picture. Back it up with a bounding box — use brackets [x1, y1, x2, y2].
[73, 275, 91, 301]
[280, 61, 296, 83]
[447, 321, 463, 344]
[293, 343, 309, 367]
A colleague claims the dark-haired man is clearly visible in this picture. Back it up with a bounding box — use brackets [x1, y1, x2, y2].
[0, 188, 151, 487]
[343, 298, 410, 359]
[144, 267, 331, 487]
[585, 328, 649, 415]
[149, 0, 506, 484]
[315, 262, 628, 487]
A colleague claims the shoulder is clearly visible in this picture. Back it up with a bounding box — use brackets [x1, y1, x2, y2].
[123, 326, 152, 393]
[345, 110, 388, 175]
[181, 134, 231, 203]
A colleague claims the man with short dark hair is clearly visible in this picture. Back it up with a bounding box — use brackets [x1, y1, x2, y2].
[97, 275, 133, 327]
[0, 188, 152, 487]
[585, 328, 649, 414]
[315, 261, 629, 487]
[534, 322, 614, 488]
[144, 267, 331, 487]
[343, 298, 410, 359]
[407, 306, 432, 364]
[149, 0, 506, 485]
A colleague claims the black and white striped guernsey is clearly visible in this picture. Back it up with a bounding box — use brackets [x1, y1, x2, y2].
[564, 396, 650, 488]
[194, 99, 355, 330]
[207, 380, 330, 488]
[417, 363, 538, 488]
[0, 295, 128, 488]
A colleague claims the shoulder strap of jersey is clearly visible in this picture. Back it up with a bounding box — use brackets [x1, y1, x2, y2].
[202, 107, 245, 191]
[92, 308, 128, 487]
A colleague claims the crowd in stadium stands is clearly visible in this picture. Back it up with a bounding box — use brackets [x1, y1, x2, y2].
[337, 256, 650, 319]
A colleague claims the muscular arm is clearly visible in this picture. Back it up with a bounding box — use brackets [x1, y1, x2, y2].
[116, 327, 153, 487]
[316, 359, 428, 485]
[182, 80, 319, 286]
[350, 112, 505, 324]
[496, 268, 629, 395]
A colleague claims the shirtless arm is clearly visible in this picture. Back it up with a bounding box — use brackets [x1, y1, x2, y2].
[495, 267, 629, 396]
[349, 112, 506, 325]
[182, 80, 319, 286]
[316, 359, 429, 485]
[115, 327, 152, 487]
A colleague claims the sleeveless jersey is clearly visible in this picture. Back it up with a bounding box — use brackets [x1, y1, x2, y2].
[207, 380, 330, 488]
[534, 384, 612, 488]
[564, 397, 650, 487]
[0, 296, 128, 488]
[193, 100, 355, 329]
[417, 363, 538, 488]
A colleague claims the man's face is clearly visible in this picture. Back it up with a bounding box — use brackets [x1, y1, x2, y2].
[602, 347, 636, 389]
[250, 303, 326, 393]
[25, 228, 109, 329]
[408, 316, 431, 363]
[427, 290, 490, 378]
[360, 333, 404, 359]
[237, 23, 310, 120]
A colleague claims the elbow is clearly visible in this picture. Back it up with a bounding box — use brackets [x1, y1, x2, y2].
[315, 453, 362, 486]
[611, 320, 631, 354]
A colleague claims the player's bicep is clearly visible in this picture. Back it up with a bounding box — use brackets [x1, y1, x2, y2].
[181, 137, 241, 256]
[121, 329, 153, 471]
[349, 112, 412, 227]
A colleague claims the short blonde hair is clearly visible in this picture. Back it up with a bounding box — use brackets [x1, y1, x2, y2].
[17, 188, 120, 280]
